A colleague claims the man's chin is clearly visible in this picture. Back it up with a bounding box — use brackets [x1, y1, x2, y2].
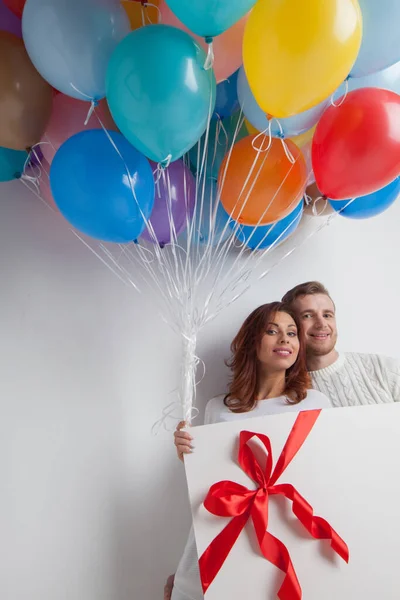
[306, 344, 336, 357]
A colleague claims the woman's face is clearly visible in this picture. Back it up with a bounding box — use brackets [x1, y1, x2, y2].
[257, 311, 300, 372]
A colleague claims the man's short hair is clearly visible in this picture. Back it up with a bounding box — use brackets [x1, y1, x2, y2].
[282, 281, 333, 308]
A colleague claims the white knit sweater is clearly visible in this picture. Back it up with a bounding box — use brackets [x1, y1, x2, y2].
[310, 353, 400, 407]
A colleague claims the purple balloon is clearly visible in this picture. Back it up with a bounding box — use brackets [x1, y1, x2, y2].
[28, 145, 43, 167]
[0, 0, 22, 37]
[141, 160, 195, 246]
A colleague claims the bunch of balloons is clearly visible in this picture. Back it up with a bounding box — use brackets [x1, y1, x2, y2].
[0, 0, 400, 248]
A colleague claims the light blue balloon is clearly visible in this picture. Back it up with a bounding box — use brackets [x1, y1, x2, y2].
[22, 0, 130, 101]
[107, 25, 216, 164]
[233, 200, 303, 250]
[0, 147, 28, 182]
[50, 130, 155, 243]
[237, 67, 330, 138]
[165, 0, 256, 37]
[329, 178, 400, 219]
[189, 111, 247, 179]
[350, 0, 400, 77]
[182, 178, 232, 246]
[332, 61, 400, 106]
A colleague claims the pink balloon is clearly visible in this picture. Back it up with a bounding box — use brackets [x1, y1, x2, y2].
[159, 1, 247, 83]
[41, 95, 117, 165]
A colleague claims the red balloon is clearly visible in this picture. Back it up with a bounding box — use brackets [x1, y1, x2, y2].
[3, 0, 25, 18]
[312, 88, 400, 200]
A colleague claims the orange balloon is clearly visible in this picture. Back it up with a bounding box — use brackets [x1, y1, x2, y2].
[218, 136, 307, 226]
[0, 32, 53, 150]
[122, 0, 160, 30]
[159, 1, 247, 83]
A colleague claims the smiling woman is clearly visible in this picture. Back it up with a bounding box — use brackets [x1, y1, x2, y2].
[169, 302, 332, 600]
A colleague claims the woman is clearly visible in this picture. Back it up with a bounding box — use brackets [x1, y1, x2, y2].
[167, 302, 332, 600]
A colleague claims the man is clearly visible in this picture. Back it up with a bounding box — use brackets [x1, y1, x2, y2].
[282, 281, 400, 405]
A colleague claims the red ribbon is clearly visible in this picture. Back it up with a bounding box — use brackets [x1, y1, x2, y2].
[199, 410, 349, 599]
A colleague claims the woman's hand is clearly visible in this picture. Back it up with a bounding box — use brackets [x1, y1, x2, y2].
[174, 421, 193, 461]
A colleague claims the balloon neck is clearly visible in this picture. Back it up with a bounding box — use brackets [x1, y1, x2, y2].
[203, 38, 214, 71]
[277, 132, 285, 140]
[204, 36, 213, 45]
[159, 242, 165, 249]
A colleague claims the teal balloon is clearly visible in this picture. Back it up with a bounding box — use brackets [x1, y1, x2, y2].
[237, 67, 330, 138]
[182, 178, 232, 246]
[50, 130, 155, 243]
[165, 0, 256, 37]
[350, 0, 400, 77]
[189, 111, 247, 179]
[0, 147, 28, 182]
[329, 178, 400, 219]
[107, 25, 216, 163]
[22, 0, 130, 101]
[233, 200, 303, 250]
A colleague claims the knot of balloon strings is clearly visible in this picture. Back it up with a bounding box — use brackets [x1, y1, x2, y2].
[251, 118, 273, 153]
[312, 195, 329, 217]
[275, 120, 295, 164]
[331, 77, 349, 108]
[84, 100, 99, 126]
[153, 155, 172, 186]
[141, 2, 161, 25]
[204, 36, 214, 70]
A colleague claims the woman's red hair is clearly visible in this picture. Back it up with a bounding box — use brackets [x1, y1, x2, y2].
[224, 302, 311, 413]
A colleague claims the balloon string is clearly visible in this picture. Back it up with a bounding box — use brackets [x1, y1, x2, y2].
[251, 120, 272, 153]
[153, 155, 172, 184]
[143, 2, 161, 24]
[204, 37, 214, 71]
[312, 195, 329, 217]
[331, 78, 349, 108]
[84, 100, 98, 126]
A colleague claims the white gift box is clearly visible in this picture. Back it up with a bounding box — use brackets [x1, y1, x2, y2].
[184, 404, 400, 599]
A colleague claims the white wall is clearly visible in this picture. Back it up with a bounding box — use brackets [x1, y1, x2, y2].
[1, 180, 399, 600]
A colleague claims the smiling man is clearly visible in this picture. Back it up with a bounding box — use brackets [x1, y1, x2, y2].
[282, 281, 400, 406]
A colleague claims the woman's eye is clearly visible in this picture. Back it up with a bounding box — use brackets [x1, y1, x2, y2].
[266, 329, 277, 335]
[288, 331, 297, 337]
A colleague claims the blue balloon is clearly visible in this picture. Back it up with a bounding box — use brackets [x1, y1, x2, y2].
[350, 0, 400, 77]
[0, 147, 28, 182]
[22, 0, 130, 101]
[182, 178, 232, 246]
[329, 178, 400, 219]
[237, 67, 330, 137]
[213, 70, 240, 119]
[50, 130, 155, 242]
[233, 200, 303, 250]
[339, 61, 400, 98]
[189, 111, 247, 179]
[165, 0, 256, 37]
[107, 25, 216, 164]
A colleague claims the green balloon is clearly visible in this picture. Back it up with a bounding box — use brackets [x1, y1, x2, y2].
[107, 25, 216, 164]
[0, 146, 28, 182]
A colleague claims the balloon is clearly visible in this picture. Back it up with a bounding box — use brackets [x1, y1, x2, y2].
[350, 0, 400, 77]
[159, 2, 247, 82]
[28, 145, 43, 168]
[0, 32, 53, 150]
[141, 160, 195, 245]
[234, 199, 303, 250]
[0, 0, 22, 36]
[3, 0, 25, 17]
[122, 0, 160, 30]
[22, 0, 130, 101]
[343, 60, 400, 97]
[237, 67, 330, 138]
[218, 135, 307, 225]
[107, 25, 216, 164]
[213, 70, 239, 119]
[189, 111, 248, 179]
[329, 178, 400, 219]
[0, 146, 28, 181]
[41, 95, 117, 165]
[312, 88, 400, 200]
[50, 130, 155, 243]
[243, 0, 362, 118]
[164, 0, 255, 37]
[182, 178, 232, 246]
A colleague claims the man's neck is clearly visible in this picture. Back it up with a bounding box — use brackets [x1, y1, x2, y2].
[307, 349, 339, 372]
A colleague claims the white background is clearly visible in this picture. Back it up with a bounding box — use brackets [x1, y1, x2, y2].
[1, 180, 399, 600]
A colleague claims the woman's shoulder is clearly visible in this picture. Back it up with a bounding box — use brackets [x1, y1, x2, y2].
[302, 388, 332, 408]
[204, 395, 229, 425]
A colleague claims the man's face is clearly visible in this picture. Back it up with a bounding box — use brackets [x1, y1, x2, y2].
[291, 294, 338, 357]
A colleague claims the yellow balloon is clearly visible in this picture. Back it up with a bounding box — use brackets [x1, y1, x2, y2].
[243, 0, 362, 118]
[122, 0, 160, 31]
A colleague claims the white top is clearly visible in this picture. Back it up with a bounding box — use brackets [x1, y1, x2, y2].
[171, 389, 332, 600]
[310, 353, 400, 407]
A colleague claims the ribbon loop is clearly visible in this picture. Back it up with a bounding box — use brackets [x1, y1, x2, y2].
[199, 410, 349, 600]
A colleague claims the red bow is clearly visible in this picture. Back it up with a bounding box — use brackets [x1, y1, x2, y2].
[199, 410, 349, 599]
